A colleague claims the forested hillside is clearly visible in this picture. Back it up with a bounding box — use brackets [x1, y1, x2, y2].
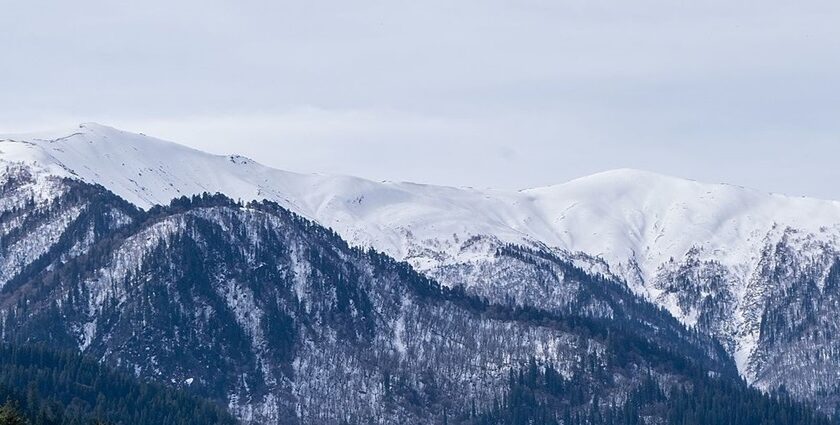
[468, 361, 832, 425]
[0, 344, 236, 425]
[0, 187, 828, 423]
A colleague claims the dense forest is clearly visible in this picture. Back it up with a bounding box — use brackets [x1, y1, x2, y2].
[465, 360, 833, 425]
[0, 344, 236, 425]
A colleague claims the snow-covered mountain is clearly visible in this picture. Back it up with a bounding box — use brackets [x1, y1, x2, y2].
[5, 123, 839, 274]
[4, 123, 840, 408]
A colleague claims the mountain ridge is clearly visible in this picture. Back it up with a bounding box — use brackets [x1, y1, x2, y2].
[4, 123, 840, 284]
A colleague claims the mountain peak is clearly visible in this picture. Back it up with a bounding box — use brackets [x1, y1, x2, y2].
[0, 123, 271, 207]
[523, 168, 706, 202]
[566, 168, 692, 189]
[580, 167, 673, 180]
[77, 121, 110, 130]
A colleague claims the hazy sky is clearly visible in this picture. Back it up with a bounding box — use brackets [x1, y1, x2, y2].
[2, 1, 840, 198]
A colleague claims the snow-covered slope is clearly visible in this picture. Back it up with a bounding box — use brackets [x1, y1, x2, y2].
[6, 123, 840, 394]
[0, 123, 552, 263]
[3, 123, 839, 277]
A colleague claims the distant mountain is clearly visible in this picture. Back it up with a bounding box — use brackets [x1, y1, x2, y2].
[2, 123, 840, 418]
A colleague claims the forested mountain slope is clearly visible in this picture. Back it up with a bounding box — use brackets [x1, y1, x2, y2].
[0, 186, 746, 424]
[0, 343, 236, 425]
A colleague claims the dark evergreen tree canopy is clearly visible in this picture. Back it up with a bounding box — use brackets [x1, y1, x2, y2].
[468, 361, 833, 425]
[0, 343, 236, 425]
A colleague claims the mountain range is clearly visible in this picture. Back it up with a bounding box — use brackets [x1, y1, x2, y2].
[1, 123, 839, 423]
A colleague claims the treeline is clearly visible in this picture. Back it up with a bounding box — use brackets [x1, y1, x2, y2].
[464, 360, 832, 425]
[0, 344, 236, 425]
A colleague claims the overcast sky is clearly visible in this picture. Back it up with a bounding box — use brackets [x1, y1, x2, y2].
[1, 1, 839, 197]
